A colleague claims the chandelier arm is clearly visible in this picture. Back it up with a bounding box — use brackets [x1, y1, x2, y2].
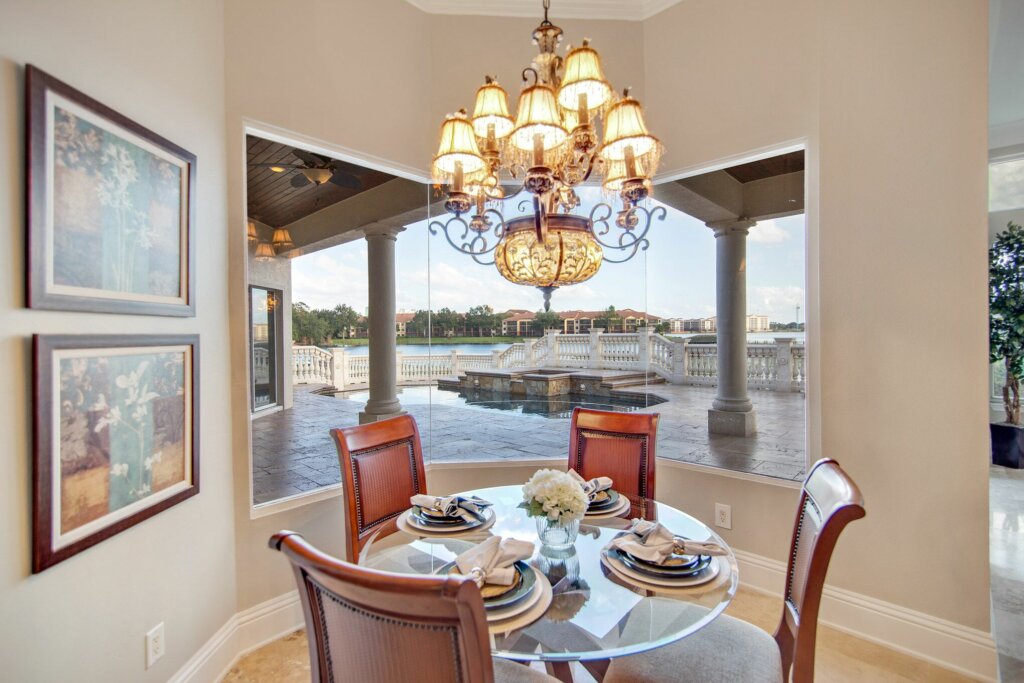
[589, 202, 614, 236]
[428, 216, 500, 257]
[591, 204, 666, 263]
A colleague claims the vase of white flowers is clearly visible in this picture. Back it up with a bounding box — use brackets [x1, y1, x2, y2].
[521, 469, 589, 549]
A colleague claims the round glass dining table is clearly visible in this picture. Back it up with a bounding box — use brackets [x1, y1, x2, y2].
[359, 485, 739, 664]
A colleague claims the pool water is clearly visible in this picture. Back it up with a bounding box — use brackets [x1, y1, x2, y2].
[340, 385, 664, 419]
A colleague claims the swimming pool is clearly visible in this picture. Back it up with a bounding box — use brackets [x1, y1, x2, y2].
[339, 385, 664, 419]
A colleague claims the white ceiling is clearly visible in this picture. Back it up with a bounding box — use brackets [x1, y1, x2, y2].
[403, 0, 683, 21]
[990, 0, 1024, 148]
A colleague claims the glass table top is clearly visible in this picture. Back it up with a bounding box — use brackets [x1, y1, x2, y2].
[359, 485, 739, 662]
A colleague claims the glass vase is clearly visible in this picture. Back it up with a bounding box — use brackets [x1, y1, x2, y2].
[536, 516, 581, 549]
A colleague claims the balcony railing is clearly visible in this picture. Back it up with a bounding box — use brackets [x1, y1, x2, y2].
[293, 330, 805, 393]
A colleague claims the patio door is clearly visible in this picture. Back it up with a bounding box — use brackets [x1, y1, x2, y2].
[250, 286, 282, 412]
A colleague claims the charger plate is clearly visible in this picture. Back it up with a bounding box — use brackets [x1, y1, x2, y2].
[487, 567, 552, 633]
[440, 560, 537, 610]
[584, 496, 631, 519]
[398, 508, 496, 536]
[600, 550, 720, 589]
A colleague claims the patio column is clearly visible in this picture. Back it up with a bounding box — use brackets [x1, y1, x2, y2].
[359, 224, 406, 424]
[707, 218, 758, 436]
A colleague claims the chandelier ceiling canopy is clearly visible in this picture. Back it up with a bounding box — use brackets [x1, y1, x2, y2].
[429, 0, 666, 310]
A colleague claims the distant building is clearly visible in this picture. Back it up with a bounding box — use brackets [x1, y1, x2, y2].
[682, 317, 716, 332]
[559, 309, 661, 334]
[395, 312, 415, 337]
[501, 310, 535, 336]
[747, 314, 770, 332]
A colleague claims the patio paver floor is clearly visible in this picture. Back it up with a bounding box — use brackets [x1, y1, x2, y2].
[251, 383, 806, 505]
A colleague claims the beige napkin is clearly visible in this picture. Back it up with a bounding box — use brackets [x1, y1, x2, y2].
[608, 519, 727, 564]
[568, 469, 613, 501]
[410, 494, 491, 522]
[456, 536, 535, 587]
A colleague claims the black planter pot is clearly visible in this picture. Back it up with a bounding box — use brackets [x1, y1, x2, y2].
[991, 422, 1024, 468]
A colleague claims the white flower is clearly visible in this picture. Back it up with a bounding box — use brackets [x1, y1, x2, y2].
[522, 469, 588, 523]
[111, 462, 129, 477]
[144, 451, 163, 471]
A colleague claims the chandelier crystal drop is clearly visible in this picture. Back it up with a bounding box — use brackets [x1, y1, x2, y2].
[429, 0, 665, 310]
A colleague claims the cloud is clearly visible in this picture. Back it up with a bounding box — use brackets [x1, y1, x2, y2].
[748, 286, 805, 322]
[748, 219, 790, 244]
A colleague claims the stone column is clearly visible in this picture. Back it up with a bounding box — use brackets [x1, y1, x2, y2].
[707, 219, 758, 436]
[359, 224, 406, 424]
[331, 347, 348, 391]
[773, 337, 795, 392]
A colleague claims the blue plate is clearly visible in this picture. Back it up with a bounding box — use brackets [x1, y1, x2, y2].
[609, 547, 712, 579]
[439, 560, 537, 610]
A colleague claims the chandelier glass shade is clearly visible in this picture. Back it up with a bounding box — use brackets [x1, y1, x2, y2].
[429, 0, 666, 310]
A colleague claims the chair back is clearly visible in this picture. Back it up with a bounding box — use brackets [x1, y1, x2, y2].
[270, 531, 494, 683]
[568, 408, 659, 499]
[331, 414, 426, 562]
[774, 458, 866, 682]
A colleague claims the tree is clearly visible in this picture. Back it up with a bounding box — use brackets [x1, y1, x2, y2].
[466, 305, 500, 337]
[990, 222, 1024, 425]
[407, 309, 431, 337]
[533, 310, 562, 334]
[595, 305, 621, 331]
[331, 304, 360, 339]
[654, 321, 670, 334]
[435, 307, 462, 337]
[292, 302, 329, 345]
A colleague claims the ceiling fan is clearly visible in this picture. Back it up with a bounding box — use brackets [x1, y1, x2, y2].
[250, 148, 362, 189]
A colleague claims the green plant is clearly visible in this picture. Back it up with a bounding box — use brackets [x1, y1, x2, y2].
[990, 221, 1024, 425]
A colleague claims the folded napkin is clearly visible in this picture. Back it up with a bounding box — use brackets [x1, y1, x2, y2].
[410, 494, 492, 522]
[568, 469, 613, 502]
[455, 536, 535, 587]
[608, 519, 727, 565]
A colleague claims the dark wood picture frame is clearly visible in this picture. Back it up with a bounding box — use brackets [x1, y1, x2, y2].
[33, 334, 200, 572]
[26, 65, 197, 316]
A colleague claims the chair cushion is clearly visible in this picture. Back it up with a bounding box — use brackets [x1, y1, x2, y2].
[493, 658, 561, 682]
[604, 614, 784, 683]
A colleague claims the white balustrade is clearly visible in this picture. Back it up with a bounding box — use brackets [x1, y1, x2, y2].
[290, 336, 805, 393]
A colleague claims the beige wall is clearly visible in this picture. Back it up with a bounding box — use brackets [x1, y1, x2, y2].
[0, 0, 236, 680]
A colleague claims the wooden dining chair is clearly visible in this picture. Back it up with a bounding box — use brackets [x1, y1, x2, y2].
[330, 414, 427, 562]
[568, 407, 660, 500]
[270, 531, 557, 683]
[605, 458, 866, 683]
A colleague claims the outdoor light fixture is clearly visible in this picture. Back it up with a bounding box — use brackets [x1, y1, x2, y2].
[254, 240, 275, 262]
[430, 0, 665, 310]
[272, 227, 294, 251]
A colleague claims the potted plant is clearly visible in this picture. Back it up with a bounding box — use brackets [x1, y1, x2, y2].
[990, 221, 1024, 467]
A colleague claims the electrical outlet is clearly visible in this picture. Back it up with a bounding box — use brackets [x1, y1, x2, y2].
[146, 622, 165, 669]
[715, 503, 732, 530]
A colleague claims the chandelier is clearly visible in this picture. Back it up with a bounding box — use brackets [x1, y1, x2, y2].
[429, 0, 666, 310]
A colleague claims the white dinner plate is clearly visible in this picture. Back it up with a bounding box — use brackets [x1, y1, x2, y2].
[488, 567, 553, 633]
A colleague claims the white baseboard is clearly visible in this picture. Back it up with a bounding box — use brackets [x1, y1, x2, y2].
[168, 590, 304, 683]
[733, 550, 998, 682]
[171, 552, 997, 683]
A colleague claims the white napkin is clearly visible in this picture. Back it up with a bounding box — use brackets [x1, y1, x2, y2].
[410, 494, 491, 522]
[568, 469, 613, 502]
[455, 536, 535, 587]
[608, 519, 727, 565]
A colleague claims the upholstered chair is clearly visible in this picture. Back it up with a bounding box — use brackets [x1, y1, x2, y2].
[270, 531, 558, 683]
[331, 414, 426, 562]
[568, 407, 660, 500]
[605, 458, 866, 683]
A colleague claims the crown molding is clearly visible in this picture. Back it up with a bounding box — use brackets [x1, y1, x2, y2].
[404, 0, 683, 21]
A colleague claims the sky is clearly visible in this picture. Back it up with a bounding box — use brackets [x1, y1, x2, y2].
[292, 187, 806, 323]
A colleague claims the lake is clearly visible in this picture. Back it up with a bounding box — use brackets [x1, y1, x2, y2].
[334, 332, 804, 356]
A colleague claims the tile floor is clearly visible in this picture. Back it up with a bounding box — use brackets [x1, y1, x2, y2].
[222, 586, 974, 682]
[251, 383, 806, 505]
[991, 465, 1024, 682]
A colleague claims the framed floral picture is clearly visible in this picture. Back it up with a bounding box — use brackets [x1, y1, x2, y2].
[33, 334, 200, 572]
[26, 65, 196, 316]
